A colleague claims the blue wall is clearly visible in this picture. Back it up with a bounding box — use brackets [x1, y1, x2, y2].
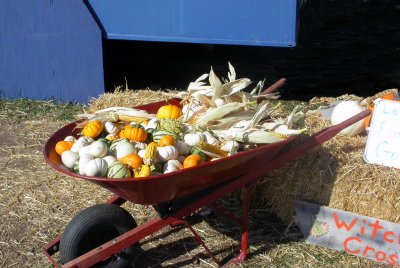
[0, 0, 104, 103]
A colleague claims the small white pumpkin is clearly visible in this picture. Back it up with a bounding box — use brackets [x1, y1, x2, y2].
[175, 141, 192, 156]
[184, 133, 204, 146]
[220, 140, 240, 155]
[163, 159, 183, 174]
[84, 158, 108, 177]
[147, 118, 159, 129]
[137, 149, 146, 159]
[78, 145, 90, 156]
[61, 150, 79, 169]
[78, 153, 95, 175]
[204, 132, 220, 146]
[104, 121, 119, 134]
[71, 136, 93, 152]
[331, 100, 366, 136]
[103, 155, 117, 167]
[112, 142, 136, 159]
[135, 142, 147, 151]
[157, 145, 179, 162]
[88, 140, 108, 158]
[64, 136, 77, 142]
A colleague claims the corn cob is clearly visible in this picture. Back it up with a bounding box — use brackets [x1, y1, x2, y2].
[195, 141, 228, 158]
[143, 142, 158, 165]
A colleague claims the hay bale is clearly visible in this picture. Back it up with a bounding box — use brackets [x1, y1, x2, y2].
[259, 95, 400, 224]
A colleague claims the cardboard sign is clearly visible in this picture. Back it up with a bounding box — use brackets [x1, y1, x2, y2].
[364, 99, 400, 169]
[295, 200, 400, 267]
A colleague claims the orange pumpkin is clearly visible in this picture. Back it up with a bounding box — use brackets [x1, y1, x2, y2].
[157, 104, 182, 119]
[55, 141, 73, 156]
[82, 120, 103, 138]
[158, 135, 176, 147]
[183, 154, 203, 168]
[364, 92, 399, 128]
[119, 153, 143, 169]
[120, 125, 147, 142]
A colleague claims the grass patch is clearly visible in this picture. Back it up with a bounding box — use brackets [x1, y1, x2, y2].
[0, 98, 83, 123]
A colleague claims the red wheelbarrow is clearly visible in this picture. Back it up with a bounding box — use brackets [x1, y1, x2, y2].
[43, 99, 370, 267]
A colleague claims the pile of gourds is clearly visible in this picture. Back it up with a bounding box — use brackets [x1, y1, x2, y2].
[55, 104, 238, 179]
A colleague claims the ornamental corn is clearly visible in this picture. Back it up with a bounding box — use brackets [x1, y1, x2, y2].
[196, 141, 228, 158]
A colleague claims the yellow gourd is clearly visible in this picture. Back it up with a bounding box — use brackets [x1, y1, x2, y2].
[156, 104, 182, 119]
[82, 120, 103, 138]
[134, 165, 152, 178]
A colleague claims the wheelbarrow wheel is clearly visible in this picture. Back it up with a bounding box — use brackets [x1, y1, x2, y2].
[59, 204, 138, 267]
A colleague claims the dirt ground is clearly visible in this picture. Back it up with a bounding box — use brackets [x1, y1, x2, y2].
[0, 98, 385, 268]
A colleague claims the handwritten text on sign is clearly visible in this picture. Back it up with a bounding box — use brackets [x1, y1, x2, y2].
[364, 99, 400, 168]
[295, 200, 400, 267]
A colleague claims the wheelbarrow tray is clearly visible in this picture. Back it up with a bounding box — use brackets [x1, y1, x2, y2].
[43, 99, 294, 205]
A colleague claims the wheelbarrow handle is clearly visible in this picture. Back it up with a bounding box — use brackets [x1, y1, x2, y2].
[268, 109, 371, 171]
[260, 78, 286, 95]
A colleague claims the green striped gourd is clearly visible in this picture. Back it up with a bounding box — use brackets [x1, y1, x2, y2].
[152, 130, 177, 143]
[107, 162, 131, 178]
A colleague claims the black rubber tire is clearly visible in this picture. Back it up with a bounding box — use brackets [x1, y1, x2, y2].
[59, 204, 138, 268]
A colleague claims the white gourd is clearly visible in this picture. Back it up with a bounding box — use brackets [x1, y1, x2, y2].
[163, 159, 183, 173]
[157, 145, 179, 162]
[113, 142, 136, 159]
[147, 118, 159, 129]
[88, 140, 108, 158]
[137, 149, 146, 159]
[78, 145, 90, 156]
[104, 121, 119, 134]
[61, 150, 79, 169]
[84, 158, 108, 177]
[64, 136, 77, 142]
[135, 142, 147, 151]
[103, 155, 117, 167]
[175, 141, 192, 156]
[184, 133, 204, 146]
[71, 137, 93, 152]
[79, 153, 95, 175]
[331, 101, 365, 136]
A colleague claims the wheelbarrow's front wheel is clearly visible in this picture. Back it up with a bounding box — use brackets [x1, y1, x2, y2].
[60, 204, 138, 267]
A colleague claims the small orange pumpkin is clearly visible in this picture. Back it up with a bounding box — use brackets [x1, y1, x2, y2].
[364, 92, 399, 128]
[82, 120, 103, 138]
[158, 135, 176, 147]
[120, 125, 147, 142]
[119, 153, 143, 169]
[55, 140, 73, 156]
[157, 104, 182, 119]
[183, 154, 203, 168]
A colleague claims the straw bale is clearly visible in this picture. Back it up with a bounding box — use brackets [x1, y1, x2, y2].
[260, 95, 400, 224]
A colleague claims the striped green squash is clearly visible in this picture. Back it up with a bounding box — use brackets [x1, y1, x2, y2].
[107, 162, 131, 178]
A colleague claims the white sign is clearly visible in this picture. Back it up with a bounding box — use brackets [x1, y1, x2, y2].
[364, 99, 400, 169]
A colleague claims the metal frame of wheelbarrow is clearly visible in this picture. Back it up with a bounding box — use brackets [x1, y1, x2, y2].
[44, 109, 370, 268]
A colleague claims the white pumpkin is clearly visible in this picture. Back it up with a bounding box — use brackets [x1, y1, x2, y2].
[102, 155, 117, 167]
[64, 136, 77, 142]
[78, 145, 90, 156]
[157, 145, 179, 162]
[135, 142, 147, 151]
[331, 101, 366, 136]
[70, 136, 93, 152]
[204, 132, 220, 146]
[104, 121, 119, 134]
[184, 133, 204, 146]
[88, 140, 108, 158]
[163, 159, 183, 174]
[84, 158, 108, 177]
[137, 149, 146, 159]
[147, 118, 159, 129]
[175, 141, 192, 156]
[78, 153, 95, 175]
[220, 140, 240, 155]
[61, 150, 79, 169]
[112, 142, 136, 159]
